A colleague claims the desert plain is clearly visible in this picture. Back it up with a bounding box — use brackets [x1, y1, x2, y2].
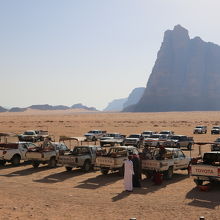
[0, 110, 220, 220]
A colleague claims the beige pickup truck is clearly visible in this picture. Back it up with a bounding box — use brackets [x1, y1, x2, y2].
[95, 146, 139, 176]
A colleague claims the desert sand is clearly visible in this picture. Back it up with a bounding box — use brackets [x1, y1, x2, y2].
[0, 110, 220, 220]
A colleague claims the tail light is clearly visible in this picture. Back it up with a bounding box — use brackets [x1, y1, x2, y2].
[188, 165, 192, 175]
[218, 168, 220, 177]
[3, 150, 7, 155]
[191, 158, 198, 165]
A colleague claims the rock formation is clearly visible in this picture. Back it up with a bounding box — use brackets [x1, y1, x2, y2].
[104, 98, 127, 111]
[124, 25, 220, 112]
[71, 103, 97, 111]
[0, 106, 7, 112]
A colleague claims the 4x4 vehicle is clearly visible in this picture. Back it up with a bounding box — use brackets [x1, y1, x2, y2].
[0, 142, 37, 166]
[58, 145, 102, 172]
[18, 130, 49, 142]
[84, 130, 106, 141]
[141, 131, 157, 138]
[169, 135, 194, 150]
[26, 141, 69, 168]
[123, 134, 142, 148]
[190, 152, 220, 186]
[211, 126, 220, 134]
[159, 131, 174, 135]
[141, 148, 191, 179]
[211, 137, 220, 151]
[144, 134, 170, 147]
[100, 133, 125, 147]
[193, 126, 207, 134]
[95, 146, 139, 176]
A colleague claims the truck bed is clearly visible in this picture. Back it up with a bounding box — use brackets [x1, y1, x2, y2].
[96, 156, 126, 167]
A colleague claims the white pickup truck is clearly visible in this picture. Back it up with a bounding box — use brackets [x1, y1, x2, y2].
[95, 146, 139, 176]
[84, 130, 106, 141]
[141, 148, 191, 179]
[25, 142, 69, 168]
[99, 133, 125, 147]
[18, 130, 49, 142]
[58, 145, 102, 171]
[190, 152, 220, 185]
[0, 142, 37, 166]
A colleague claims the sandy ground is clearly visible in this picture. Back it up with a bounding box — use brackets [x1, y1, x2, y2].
[0, 111, 220, 220]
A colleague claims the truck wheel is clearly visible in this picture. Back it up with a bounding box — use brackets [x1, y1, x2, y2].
[118, 165, 124, 177]
[48, 157, 57, 168]
[92, 137, 96, 141]
[11, 155, 21, 166]
[187, 143, 192, 150]
[32, 161, 40, 168]
[65, 167, 72, 172]
[83, 160, 91, 172]
[194, 178, 203, 186]
[165, 167, 173, 180]
[101, 168, 109, 175]
[0, 160, 6, 166]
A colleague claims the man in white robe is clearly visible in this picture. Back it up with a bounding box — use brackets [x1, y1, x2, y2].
[124, 156, 134, 192]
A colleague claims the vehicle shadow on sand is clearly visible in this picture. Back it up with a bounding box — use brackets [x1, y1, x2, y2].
[1, 165, 54, 177]
[74, 172, 121, 190]
[186, 182, 220, 209]
[34, 169, 87, 183]
[0, 161, 31, 170]
[112, 173, 188, 202]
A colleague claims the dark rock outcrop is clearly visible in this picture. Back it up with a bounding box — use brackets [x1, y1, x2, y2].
[0, 106, 7, 112]
[125, 25, 220, 112]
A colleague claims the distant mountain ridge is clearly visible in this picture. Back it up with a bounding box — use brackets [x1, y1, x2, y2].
[0, 103, 98, 112]
[104, 87, 145, 111]
[124, 25, 220, 112]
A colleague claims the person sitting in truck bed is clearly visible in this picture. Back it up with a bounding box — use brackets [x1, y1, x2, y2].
[157, 145, 167, 160]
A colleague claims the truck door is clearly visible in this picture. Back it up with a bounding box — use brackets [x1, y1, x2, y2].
[173, 151, 181, 170]
[177, 150, 189, 168]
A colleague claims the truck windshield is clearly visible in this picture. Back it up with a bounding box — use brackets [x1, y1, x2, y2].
[203, 153, 220, 165]
[24, 131, 35, 135]
[213, 127, 220, 129]
[106, 134, 117, 137]
[72, 147, 90, 154]
[128, 135, 140, 138]
[170, 136, 181, 140]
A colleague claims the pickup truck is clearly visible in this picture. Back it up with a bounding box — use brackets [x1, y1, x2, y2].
[168, 135, 194, 150]
[141, 148, 191, 179]
[211, 137, 220, 151]
[159, 130, 174, 136]
[190, 152, 220, 185]
[144, 134, 170, 147]
[141, 131, 157, 138]
[211, 126, 220, 134]
[84, 130, 106, 141]
[95, 146, 139, 176]
[123, 134, 142, 148]
[18, 130, 49, 142]
[0, 142, 37, 166]
[99, 133, 125, 147]
[193, 126, 207, 134]
[58, 145, 102, 171]
[25, 141, 69, 168]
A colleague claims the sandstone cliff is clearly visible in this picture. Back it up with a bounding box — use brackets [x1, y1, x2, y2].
[125, 25, 220, 112]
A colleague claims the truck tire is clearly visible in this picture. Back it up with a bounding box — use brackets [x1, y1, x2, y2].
[118, 165, 124, 177]
[65, 167, 72, 172]
[92, 136, 96, 141]
[101, 168, 109, 175]
[83, 160, 91, 172]
[48, 157, 57, 168]
[0, 160, 6, 166]
[32, 161, 40, 168]
[165, 166, 173, 180]
[194, 178, 203, 186]
[11, 155, 21, 166]
[187, 143, 192, 150]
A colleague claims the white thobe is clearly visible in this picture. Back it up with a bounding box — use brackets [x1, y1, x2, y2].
[124, 159, 134, 191]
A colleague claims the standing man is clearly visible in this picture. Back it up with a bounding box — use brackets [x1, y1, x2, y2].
[132, 154, 141, 187]
[124, 155, 134, 192]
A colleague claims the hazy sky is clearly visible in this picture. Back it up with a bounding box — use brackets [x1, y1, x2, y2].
[1, 0, 220, 110]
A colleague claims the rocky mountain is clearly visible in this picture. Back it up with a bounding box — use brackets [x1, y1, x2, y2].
[123, 87, 145, 109]
[124, 25, 220, 112]
[0, 106, 7, 112]
[104, 98, 127, 111]
[9, 107, 27, 112]
[71, 103, 97, 111]
[29, 104, 69, 110]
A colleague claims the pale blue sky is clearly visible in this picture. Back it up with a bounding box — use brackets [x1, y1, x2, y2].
[1, 0, 220, 110]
